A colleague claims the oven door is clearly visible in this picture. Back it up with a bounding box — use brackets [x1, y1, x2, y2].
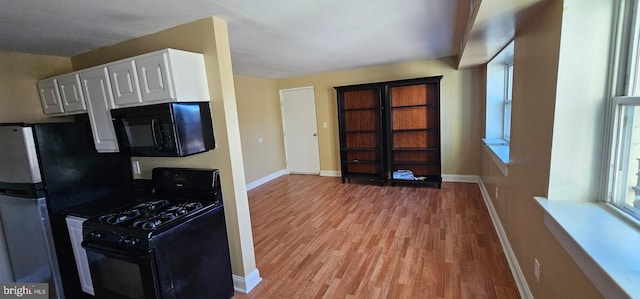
[82, 242, 160, 299]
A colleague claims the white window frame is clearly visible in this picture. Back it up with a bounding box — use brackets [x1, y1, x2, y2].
[605, 0, 640, 221]
[503, 63, 514, 141]
[484, 42, 514, 176]
[610, 96, 640, 219]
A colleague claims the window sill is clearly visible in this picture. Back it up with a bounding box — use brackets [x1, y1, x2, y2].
[535, 197, 640, 298]
[482, 138, 510, 176]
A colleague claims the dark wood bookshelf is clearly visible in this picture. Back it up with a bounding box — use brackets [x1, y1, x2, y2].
[335, 84, 386, 185]
[335, 76, 442, 188]
[387, 76, 442, 188]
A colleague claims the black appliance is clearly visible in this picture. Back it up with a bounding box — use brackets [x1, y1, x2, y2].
[82, 168, 234, 299]
[0, 122, 135, 299]
[111, 102, 215, 157]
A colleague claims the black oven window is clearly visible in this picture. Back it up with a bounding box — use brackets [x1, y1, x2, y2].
[95, 257, 146, 299]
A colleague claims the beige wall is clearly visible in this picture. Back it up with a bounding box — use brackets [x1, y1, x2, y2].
[481, 1, 604, 297]
[71, 17, 257, 278]
[547, 0, 613, 201]
[276, 58, 484, 175]
[0, 51, 72, 123]
[234, 75, 286, 183]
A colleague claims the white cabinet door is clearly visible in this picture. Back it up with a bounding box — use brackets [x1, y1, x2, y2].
[136, 52, 175, 103]
[80, 68, 120, 152]
[108, 60, 142, 108]
[57, 74, 87, 113]
[65, 216, 94, 296]
[37, 79, 64, 114]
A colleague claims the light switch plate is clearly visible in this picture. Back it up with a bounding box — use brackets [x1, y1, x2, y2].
[132, 161, 141, 175]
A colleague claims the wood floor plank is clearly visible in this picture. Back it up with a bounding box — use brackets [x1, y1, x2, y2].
[232, 175, 519, 299]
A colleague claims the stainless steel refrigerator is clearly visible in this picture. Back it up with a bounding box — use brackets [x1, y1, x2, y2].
[0, 122, 135, 298]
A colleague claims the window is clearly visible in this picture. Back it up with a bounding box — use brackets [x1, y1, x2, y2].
[504, 63, 513, 141]
[484, 41, 514, 175]
[610, 99, 640, 219]
[608, 0, 640, 219]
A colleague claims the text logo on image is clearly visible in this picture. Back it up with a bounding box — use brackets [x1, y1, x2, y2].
[0, 284, 48, 299]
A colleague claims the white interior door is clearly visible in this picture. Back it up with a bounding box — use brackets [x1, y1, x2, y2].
[280, 86, 320, 174]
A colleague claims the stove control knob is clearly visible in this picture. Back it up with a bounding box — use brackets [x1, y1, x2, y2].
[128, 237, 139, 247]
[88, 231, 103, 240]
[118, 236, 140, 248]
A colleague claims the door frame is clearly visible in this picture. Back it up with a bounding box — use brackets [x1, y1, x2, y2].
[279, 86, 321, 175]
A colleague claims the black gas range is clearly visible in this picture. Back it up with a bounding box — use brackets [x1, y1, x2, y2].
[85, 198, 216, 250]
[82, 168, 234, 299]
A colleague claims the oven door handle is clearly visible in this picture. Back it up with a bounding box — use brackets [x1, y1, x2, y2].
[82, 241, 150, 262]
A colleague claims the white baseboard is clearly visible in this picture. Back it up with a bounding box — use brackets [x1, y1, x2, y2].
[320, 170, 341, 177]
[442, 174, 480, 183]
[246, 169, 287, 191]
[478, 179, 533, 299]
[233, 268, 262, 293]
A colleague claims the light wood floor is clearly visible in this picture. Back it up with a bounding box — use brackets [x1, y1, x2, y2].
[233, 175, 519, 299]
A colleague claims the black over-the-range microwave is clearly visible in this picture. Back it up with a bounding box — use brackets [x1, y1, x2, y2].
[111, 102, 215, 157]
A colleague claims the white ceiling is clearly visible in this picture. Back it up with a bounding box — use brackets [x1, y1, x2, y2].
[0, 0, 469, 78]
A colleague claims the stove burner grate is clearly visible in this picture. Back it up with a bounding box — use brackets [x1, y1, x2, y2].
[132, 214, 176, 230]
[130, 201, 205, 231]
[97, 200, 170, 225]
[98, 210, 141, 225]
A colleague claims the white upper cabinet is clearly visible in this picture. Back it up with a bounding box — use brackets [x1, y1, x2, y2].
[108, 60, 143, 108]
[37, 73, 87, 115]
[80, 67, 119, 153]
[37, 78, 64, 114]
[136, 52, 174, 103]
[131, 49, 209, 107]
[57, 74, 87, 113]
[38, 48, 209, 112]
